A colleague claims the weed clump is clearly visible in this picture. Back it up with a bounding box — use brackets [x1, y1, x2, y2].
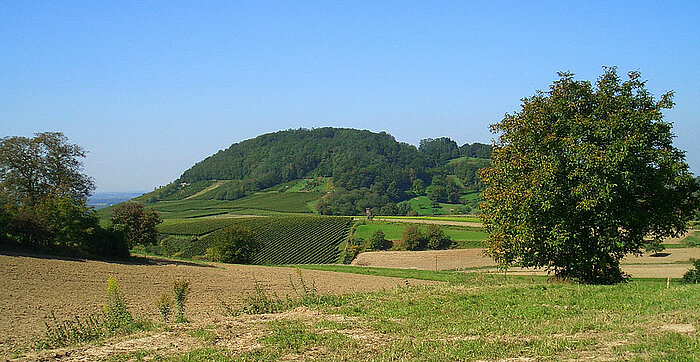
[224, 269, 333, 316]
[104, 275, 132, 330]
[173, 279, 190, 323]
[36, 276, 154, 349]
[157, 293, 173, 323]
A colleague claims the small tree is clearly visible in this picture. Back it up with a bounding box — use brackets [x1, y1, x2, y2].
[425, 224, 452, 250]
[206, 226, 259, 264]
[398, 225, 426, 251]
[644, 239, 666, 256]
[479, 68, 699, 284]
[368, 230, 389, 250]
[111, 202, 162, 248]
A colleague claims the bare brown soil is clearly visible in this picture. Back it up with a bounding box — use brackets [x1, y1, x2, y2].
[0, 252, 435, 352]
[353, 248, 700, 278]
[353, 248, 493, 270]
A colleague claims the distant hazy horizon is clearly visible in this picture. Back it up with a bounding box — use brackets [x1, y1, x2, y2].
[3, 2, 698, 193]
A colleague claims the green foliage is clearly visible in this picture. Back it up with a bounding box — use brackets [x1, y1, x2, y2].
[206, 226, 260, 264]
[157, 293, 173, 323]
[173, 279, 190, 323]
[398, 225, 426, 250]
[480, 68, 699, 284]
[38, 311, 106, 349]
[36, 276, 155, 349]
[0, 132, 94, 206]
[134, 128, 491, 216]
[111, 202, 162, 248]
[682, 259, 700, 284]
[367, 230, 389, 251]
[103, 276, 133, 330]
[411, 179, 426, 196]
[425, 224, 453, 249]
[644, 239, 666, 255]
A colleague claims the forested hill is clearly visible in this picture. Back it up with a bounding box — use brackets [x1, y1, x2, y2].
[142, 128, 491, 216]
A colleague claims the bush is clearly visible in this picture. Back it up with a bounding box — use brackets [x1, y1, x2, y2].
[112, 202, 162, 248]
[206, 226, 260, 264]
[425, 224, 453, 250]
[157, 293, 173, 323]
[368, 230, 389, 251]
[397, 225, 426, 250]
[682, 259, 700, 284]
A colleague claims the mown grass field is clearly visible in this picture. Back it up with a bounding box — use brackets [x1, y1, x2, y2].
[353, 220, 487, 246]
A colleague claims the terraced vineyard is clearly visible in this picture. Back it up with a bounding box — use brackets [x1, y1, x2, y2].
[139, 191, 324, 219]
[158, 217, 258, 236]
[175, 216, 353, 265]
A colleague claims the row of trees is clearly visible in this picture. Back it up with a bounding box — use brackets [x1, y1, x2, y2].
[0, 133, 131, 258]
[345, 224, 454, 262]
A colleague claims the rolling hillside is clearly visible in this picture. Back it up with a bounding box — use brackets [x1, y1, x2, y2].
[126, 128, 490, 217]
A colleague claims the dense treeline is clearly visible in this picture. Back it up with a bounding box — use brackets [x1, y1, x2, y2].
[1, 133, 130, 259]
[152, 128, 491, 215]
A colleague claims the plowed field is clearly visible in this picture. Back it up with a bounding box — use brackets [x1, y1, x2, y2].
[352, 248, 700, 278]
[0, 253, 435, 351]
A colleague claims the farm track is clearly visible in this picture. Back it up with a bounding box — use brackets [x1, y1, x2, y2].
[184, 181, 226, 200]
[0, 253, 437, 352]
[352, 248, 700, 277]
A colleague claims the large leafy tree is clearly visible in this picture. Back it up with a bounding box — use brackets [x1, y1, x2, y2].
[0, 132, 94, 206]
[479, 68, 699, 284]
[0, 133, 129, 258]
[111, 202, 162, 248]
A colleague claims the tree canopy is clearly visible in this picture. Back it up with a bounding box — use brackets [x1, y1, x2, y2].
[1, 133, 129, 259]
[0, 132, 94, 206]
[112, 202, 162, 248]
[479, 68, 699, 284]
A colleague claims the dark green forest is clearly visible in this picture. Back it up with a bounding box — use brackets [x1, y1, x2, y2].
[146, 128, 491, 215]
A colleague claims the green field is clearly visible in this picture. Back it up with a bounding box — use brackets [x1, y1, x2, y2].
[353, 220, 487, 244]
[407, 196, 470, 215]
[376, 215, 482, 223]
[134, 191, 324, 219]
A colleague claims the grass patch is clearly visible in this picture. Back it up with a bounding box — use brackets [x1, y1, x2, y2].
[188, 327, 216, 343]
[169, 277, 699, 361]
[288, 264, 523, 283]
[379, 215, 482, 223]
[353, 220, 486, 243]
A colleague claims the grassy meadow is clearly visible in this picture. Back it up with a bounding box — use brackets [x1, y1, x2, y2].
[103, 270, 699, 361]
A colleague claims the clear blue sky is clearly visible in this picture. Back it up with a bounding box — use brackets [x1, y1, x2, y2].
[2, 1, 699, 192]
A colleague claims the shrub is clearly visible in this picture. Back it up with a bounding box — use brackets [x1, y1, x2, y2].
[682, 259, 700, 284]
[368, 230, 389, 251]
[206, 226, 259, 264]
[173, 279, 190, 323]
[645, 239, 666, 256]
[398, 225, 426, 250]
[425, 224, 453, 250]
